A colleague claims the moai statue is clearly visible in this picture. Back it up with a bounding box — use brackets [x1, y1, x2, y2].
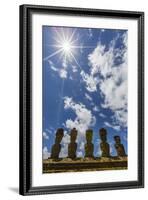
[99, 128, 110, 157]
[85, 129, 94, 158]
[51, 128, 64, 159]
[114, 136, 126, 157]
[68, 128, 77, 159]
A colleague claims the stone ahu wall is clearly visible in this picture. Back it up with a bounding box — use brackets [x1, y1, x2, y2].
[43, 128, 127, 173]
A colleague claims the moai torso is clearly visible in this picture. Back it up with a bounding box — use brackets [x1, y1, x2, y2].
[51, 128, 64, 159]
[114, 136, 126, 157]
[68, 128, 77, 159]
[68, 143, 77, 159]
[100, 142, 110, 157]
[99, 128, 110, 157]
[51, 144, 61, 159]
[85, 129, 94, 158]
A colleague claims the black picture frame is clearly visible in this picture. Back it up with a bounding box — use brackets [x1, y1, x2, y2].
[19, 4, 144, 196]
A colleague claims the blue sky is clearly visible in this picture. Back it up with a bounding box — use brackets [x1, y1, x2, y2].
[42, 26, 128, 159]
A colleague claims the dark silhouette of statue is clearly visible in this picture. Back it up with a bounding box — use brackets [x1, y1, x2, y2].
[99, 128, 110, 157]
[85, 129, 94, 158]
[114, 136, 126, 157]
[68, 128, 77, 159]
[51, 128, 64, 159]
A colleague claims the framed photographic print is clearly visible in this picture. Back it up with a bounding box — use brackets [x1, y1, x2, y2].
[19, 4, 144, 195]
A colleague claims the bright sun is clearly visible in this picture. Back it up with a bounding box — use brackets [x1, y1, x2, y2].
[44, 28, 94, 64]
[62, 41, 72, 53]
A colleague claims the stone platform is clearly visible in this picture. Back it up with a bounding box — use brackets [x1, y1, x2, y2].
[43, 156, 127, 173]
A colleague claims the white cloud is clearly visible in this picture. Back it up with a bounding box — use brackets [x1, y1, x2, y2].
[45, 128, 52, 134]
[88, 42, 114, 78]
[51, 65, 58, 72]
[43, 146, 50, 159]
[72, 65, 78, 73]
[95, 138, 100, 145]
[63, 97, 96, 140]
[88, 28, 93, 38]
[104, 121, 120, 131]
[62, 60, 67, 69]
[59, 68, 67, 79]
[96, 147, 102, 157]
[77, 141, 85, 157]
[113, 109, 127, 127]
[93, 106, 99, 112]
[81, 70, 98, 92]
[99, 113, 106, 118]
[85, 93, 92, 101]
[83, 32, 128, 128]
[123, 135, 127, 141]
[43, 132, 49, 140]
[59, 145, 67, 158]
[59, 132, 70, 158]
[109, 142, 114, 154]
[100, 65, 127, 111]
[48, 59, 68, 79]
[48, 60, 58, 72]
[64, 97, 72, 109]
[77, 151, 83, 157]
[79, 141, 85, 150]
[62, 132, 70, 144]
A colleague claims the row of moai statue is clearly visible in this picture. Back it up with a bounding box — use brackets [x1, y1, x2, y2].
[50, 128, 126, 159]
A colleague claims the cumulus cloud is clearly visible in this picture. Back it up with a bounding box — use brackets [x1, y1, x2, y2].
[99, 113, 106, 118]
[112, 109, 127, 127]
[43, 146, 50, 159]
[123, 135, 127, 141]
[85, 93, 92, 101]
[93, 106, 100, 112]
[45, 128, 53, 134]
[77, 151, 83, 157]
[48, 60, 58, 72]
[88, 42, 114, 77]
[51, 65, 58, 72]
[81, 70, 98, 92]
[72, 65, 78, 73]
[99, 62, 127, 110]
[96, 146, 101, 157]
[82, 32, 128, 128]
[48, 59, 68, 79]
[63, 97, 96, 140]
[59, 68, 67, 79]
[88, 28, 93, 38]
[43, 132, 49, 140]
[109, 142, 114, 154]
[59, 132, 70, 158]
[104, 121, 120, 131]
[76, 141, 85, 157]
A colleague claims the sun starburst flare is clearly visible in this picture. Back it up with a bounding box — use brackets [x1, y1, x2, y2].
[43, 27, 95, 67]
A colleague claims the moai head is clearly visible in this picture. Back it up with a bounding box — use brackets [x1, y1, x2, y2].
[70, 128, 77, 143]
[114, 136, 121, 144]
[99, 128, 107, 142]
[86, 129, 93, 143]
[55, 128, 64, 144]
